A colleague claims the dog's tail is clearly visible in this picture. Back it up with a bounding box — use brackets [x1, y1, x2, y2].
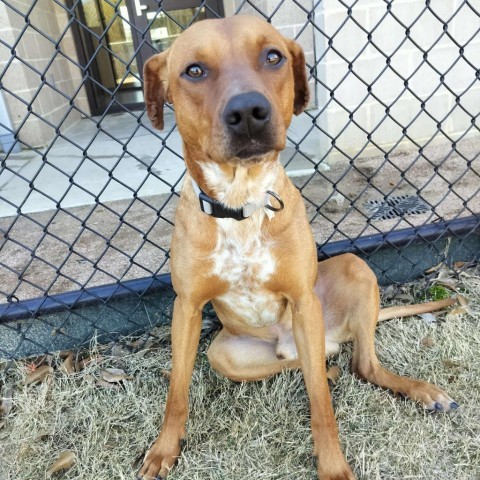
[378, 297, 458, 322]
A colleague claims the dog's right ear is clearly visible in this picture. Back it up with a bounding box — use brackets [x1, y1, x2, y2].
[143, 50, 171, 130]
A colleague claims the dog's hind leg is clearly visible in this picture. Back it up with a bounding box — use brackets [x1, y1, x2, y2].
[316, 253, 458, 412]
[207, 329, 300, 382]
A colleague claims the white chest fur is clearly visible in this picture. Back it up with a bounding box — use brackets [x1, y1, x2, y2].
[212, 214, 280, 327]
[200, 160, 282, 327]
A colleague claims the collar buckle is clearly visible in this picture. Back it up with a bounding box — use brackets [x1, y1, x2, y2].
[198, 190, 247, 221]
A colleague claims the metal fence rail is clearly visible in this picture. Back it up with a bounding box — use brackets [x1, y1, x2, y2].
[0, 0, 479, 359]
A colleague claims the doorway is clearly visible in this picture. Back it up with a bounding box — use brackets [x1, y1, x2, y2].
[71, 0, 224, 115]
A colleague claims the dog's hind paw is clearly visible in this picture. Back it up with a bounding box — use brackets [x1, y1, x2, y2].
[415, 382, 458, 413]
[426, 399, 460, 413]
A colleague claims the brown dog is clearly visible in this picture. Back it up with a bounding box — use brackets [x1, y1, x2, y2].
[138, 15, 457, 480]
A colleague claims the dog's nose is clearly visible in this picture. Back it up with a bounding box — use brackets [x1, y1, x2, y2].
[223, 92, 271, 138]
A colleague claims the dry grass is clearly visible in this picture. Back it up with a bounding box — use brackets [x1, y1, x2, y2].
[1, 267, 479, 480]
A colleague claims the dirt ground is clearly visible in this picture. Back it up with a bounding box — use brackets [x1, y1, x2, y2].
[0, 266, 479, 479]
[1, 136, 478, 303]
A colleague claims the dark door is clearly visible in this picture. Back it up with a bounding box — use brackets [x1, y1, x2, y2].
[71, 0, 223, 115]
[129, 0, 223, 77]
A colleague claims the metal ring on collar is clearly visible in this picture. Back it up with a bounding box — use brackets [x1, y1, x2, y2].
[265, 190, 285, 212]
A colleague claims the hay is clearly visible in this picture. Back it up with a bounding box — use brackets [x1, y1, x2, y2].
[1, 268, 479, 480]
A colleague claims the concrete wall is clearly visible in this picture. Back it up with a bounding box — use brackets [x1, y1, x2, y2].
[0, 0, 88, 149]
[315, 0, 480, 159]
[234, 0, 480, 161]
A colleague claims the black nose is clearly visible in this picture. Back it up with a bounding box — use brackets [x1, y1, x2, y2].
[223, 92, 271, 138]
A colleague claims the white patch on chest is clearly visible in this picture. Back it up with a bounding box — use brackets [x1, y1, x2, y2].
[212, 215, 280, 327]
[200, 161, 282, 327]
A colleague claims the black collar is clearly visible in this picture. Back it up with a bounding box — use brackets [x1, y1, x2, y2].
[191, 179, 284, 221]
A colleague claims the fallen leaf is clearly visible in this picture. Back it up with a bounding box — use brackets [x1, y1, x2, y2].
[25, 362, 38, 373]
[96, 379, 120, 389]
[395, 293, 415, 302]
[448, 306, 468, 317]
[1, 387, 13, 416]
[26, 365, 53, 385]
[160, 369, 171, 380]
[77, 355, 103, 371]
[101, 368, 133, 383]
[425, 262, 444, 274]
[456, 294, 469, 306]
[418, 313, 437, 324]
[437, 269, 453, 280]
[134, 348, 152, 359]
[130, 335, 156, 351]
[382, 285, 396, 301]
[433, 279, 458, 290]
[149, 326, 166, 337]
[35, 429, 53, 441]
[99, 342, 115, 353]
[60, 353, 75, 375]
[47, 451, 76, 476]
[142, 337, 156, 350]
[421, 336, 434, 347]
[111, 345, 129, 357]
[453, 261, 466, 268]
[128, 337, 145, 349]
[442, 359, 461, 368]
[326, 366, 340, 385]
[51, 328, 66, 336]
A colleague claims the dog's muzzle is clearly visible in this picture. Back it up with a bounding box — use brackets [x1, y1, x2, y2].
[222, 92, 275, 158]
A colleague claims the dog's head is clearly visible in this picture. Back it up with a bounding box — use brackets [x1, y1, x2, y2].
[143, 15, 309, 165]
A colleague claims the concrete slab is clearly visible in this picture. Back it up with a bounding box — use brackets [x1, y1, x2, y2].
[0, 111, 184, 217]
[0, 110, 319, 218]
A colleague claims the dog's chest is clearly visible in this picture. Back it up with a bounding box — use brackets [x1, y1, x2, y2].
[211, 217, 280, 327]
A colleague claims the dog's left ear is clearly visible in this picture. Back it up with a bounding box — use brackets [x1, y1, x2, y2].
[143, 49, 171, 130]
[286, 39, 310, 115]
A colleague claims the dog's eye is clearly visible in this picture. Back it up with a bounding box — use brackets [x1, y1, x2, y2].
[265, 50, 283, 66]
[185, 64, 205, 78]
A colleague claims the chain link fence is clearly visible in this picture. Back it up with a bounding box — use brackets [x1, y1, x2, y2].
[0, 0, 479, 359]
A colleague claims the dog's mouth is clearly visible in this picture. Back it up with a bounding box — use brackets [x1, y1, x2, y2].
[227, 136, 279, 161]
[235, 143, 275, 159]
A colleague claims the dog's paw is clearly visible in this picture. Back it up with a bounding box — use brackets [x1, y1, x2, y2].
[318, 466, 356, 480]
[426, 398, 459, 413]
[316, 455, 356, 480]
[137, 433, 184, 479]
[409, 380, 458, 412]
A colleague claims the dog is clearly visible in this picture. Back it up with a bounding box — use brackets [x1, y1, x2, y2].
[138, 15, 458, 480]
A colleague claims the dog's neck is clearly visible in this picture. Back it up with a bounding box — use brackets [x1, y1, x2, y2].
[185, 153, 281, 211]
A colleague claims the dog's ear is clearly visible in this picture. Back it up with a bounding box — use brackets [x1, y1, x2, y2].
[286, 39, 310, 115]
[143, 50, 171, 130]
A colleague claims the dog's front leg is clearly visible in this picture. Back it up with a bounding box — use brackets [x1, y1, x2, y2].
[138, 296, 202, 480]
[292, 291, 355, 480]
